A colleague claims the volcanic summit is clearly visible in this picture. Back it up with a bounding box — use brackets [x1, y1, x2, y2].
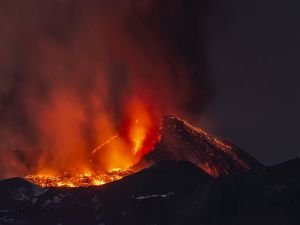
[136, 115, 261, 177]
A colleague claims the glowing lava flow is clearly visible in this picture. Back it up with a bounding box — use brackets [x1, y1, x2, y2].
[25, 170, 133, 188]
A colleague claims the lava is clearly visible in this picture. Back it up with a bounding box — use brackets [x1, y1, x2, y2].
[25, 100, 161, 188]
[25, 169, 133, 188]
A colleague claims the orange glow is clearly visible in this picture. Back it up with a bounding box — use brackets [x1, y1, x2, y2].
[26, 99, 160, 187]
[25, 169, 133, 188]
[1, 0, 197, 186]
[131, 120, 145, 155]
[124, 99, 161, 161]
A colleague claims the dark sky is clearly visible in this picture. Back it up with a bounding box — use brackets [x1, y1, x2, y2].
[200, 0, 300, 165]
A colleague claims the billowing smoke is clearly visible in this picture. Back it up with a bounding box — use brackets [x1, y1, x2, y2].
[0, 0, 213, 178]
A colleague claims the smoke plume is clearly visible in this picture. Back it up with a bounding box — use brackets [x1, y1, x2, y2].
[0, 0, 213, 177]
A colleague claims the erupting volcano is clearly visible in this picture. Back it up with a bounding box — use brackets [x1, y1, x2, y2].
[0, 0, 261, 194]
[25, 115, 261, 187]
[0, 0, 213, 182]
[0, 1, 299, 225]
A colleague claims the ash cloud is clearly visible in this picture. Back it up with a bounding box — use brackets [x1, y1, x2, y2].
[0, 0, 213, 177]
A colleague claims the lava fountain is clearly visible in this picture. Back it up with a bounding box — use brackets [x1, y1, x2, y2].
[25, 99, 161, 187]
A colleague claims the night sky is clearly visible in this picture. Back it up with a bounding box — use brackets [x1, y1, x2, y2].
[0, 0, 299, 174]
[200, 0, 300, 164]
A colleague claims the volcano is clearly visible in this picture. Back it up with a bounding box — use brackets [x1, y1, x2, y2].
[1, 116, 299, 225]
[25, 115, 261, 187]
[137, 115, 261, 176]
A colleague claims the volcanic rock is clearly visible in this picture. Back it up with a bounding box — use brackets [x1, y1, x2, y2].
[1, 159, 300, 225]
[138, 115, 262, 176]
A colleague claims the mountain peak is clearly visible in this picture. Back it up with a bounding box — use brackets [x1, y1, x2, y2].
[139, 115, 262, 177]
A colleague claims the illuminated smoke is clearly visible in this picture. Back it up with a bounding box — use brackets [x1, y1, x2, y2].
[0, 0, 213, 178]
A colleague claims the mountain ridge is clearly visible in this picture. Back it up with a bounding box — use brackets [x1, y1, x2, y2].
[137, 115, 262, 176]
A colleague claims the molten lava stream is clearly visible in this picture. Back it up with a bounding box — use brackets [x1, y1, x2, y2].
[25, 170, 134, 188]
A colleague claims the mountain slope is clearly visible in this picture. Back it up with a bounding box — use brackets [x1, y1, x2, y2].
[138, 115, 261, 176]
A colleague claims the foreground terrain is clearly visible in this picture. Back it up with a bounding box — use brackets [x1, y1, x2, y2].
[0, 158, 300, 225]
